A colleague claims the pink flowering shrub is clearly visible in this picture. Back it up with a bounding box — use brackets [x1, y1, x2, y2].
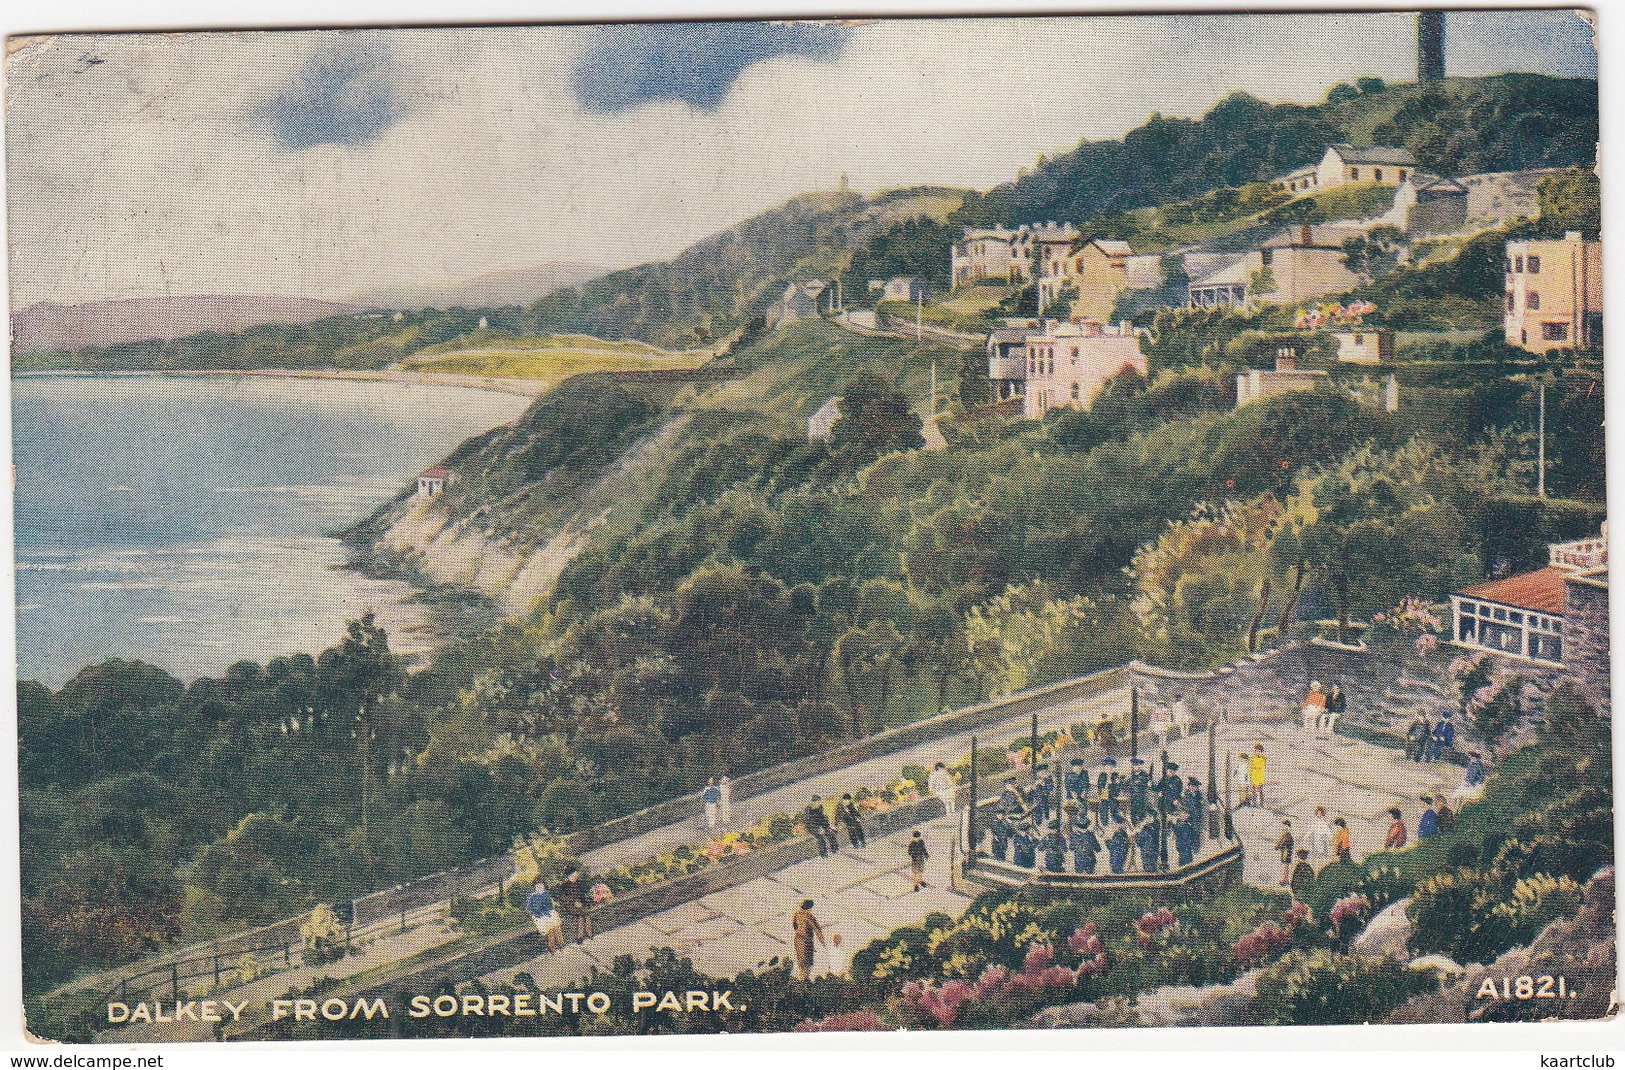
[1232, 921, 1293, 967]
[590, 883, 613, 904]
[1415, 633, 1438, 658]
[1280, 901, 1312, 932]
[1135, 908, 1179, 949]
[1326, 892, 1372, 948]
[901, 935, 1107, 1029]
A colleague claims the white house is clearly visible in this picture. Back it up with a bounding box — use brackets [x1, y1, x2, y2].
[417, 466, 451, 497]
[1330, 329, 1394, 365]
[1278, 144, 1417, 195]
[1235, 348, 1328, 408]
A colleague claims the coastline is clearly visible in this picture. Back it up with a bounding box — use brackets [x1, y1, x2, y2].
[13, 365, 551, 399]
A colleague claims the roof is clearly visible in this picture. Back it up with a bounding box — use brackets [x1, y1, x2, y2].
[1090, 240, 1134, 257]
[988, 328, 1030, 343]
[1457, 567, 1569, 616]
[1189, 260, 1254, 287]
[421, 466, 451, 480]
[1328, 144, 1417, 166]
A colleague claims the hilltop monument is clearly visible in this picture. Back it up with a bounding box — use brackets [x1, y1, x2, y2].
[1418, 11, 1445, 82]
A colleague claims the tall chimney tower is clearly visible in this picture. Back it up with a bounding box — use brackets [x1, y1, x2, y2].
[1417, 11, 1445, 83]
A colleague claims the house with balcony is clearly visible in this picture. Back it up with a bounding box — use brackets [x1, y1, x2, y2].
[1019, 320, 1145, 420]
[985, 326, 1032, 403]
[1449, 532, 1608, 668]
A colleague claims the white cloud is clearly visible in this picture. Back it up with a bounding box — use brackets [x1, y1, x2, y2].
[4, 11, 1597, 308]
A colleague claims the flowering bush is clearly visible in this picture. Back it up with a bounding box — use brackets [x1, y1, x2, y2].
[1135, 908, 1179, 950]
[1415, 633, 1438, 658]
[1231, 921, 1293, 967]
[589, 883, 613, 905]
[1326, 893, 1372, 949]
[1280, 901, 1312, 932]
[1374, 597, 1444, 635]
[901, 942, 1107, 1029]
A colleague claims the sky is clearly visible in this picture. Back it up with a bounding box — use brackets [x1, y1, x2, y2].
[3, 9, 1599, 308]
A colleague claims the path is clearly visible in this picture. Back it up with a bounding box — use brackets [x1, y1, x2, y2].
[95, 685, 1128, 1042]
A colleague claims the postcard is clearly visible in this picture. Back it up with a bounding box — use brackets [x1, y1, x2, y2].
[6, 6, 1611, 1045]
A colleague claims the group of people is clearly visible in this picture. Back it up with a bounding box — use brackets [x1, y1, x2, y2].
[1273, 807, 1354, 891]
[699, 776, 734, 830]
[1403, 710, 1458, 764]
[979, 755, 1217, 875]
[1298, 681, 1347, 735]
[524, 868, 595, 951]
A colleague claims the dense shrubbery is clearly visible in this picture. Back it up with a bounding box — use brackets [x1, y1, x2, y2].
[1254, 950, 1435, 1025]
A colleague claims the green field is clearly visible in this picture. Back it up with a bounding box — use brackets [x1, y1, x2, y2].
[398, 334, 712, 380]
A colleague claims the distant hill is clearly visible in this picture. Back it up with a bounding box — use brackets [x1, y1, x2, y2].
[958, 73, 1597, 229]
[351, 261, 606, 310]
[11, 295, 362, 355]
[525, 186, 968, 349]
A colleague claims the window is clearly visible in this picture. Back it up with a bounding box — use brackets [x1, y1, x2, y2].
[1527, 291, 1541, 310]
[1350, 167, 1360, 180]
[1398, 169, 1408, 182]
[1506, 293, 1515, 312]
[1527, 255, 1541, 274]
[1515, 256, 1524, 272]
[1505, 258, 1514, 274]
[1354, 333, 1364, 344]
[1070, 383, 1081, 401]
[1375, 169, 1384, 181]
[1530, 633, 1563, 661]
[1543, 322, 1569, 342]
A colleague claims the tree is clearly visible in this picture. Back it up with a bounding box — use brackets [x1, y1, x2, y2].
[830, 373, 925, 457]
[1325, 83, 1359, 106]
[314, 613, 403, 879]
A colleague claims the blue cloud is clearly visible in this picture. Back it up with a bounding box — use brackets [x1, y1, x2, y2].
[573, 21, 850, 113]
[260, 45, 405, 149]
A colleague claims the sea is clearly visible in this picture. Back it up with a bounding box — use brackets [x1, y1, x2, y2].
[13, 374, 533, 688]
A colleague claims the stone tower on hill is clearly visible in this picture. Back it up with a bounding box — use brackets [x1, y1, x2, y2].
[1418, 11, 1445, 82]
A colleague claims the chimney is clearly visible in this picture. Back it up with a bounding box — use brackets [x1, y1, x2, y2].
[1565, 230, 1583, 242]
[1299, 223, 1313, 247]
[1276, 346, 1298, 372]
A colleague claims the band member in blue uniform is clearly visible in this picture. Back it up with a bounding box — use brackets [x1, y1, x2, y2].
[989, 811, 1012, 862]
[1106, 820, 1131, 874]
[1012, 821, 1037, 868]
[1128, 759, 1150, 823]
[1065, 758, 1090, 804]
[1135, 816, 1163, 873]
[1030, 764, 1054, 826]
[1106, 768, 1125, 822]
[1182, 776, 1206, 839]
[1041, 822, 1068, 873]
[1069, 814, 1101, 874]
[1159, 761, 1184, 809]
[1172, 809, 1197, 867]
[999, 778, 1025, 816]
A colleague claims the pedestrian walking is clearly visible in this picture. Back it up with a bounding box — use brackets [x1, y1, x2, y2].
[1171, 694, 1193, 738]
[1383, 807, 1407, 850]
[1331, 817, 1352, 864]
[791, 900, 826, 981]
[804, 796, 839, 856]
[556, 868, 592, 943]
[928, 761, 956, 818]
[1289, 849, 1316, 901]
[718, 775, 733, 826]
[823, 932, 848, 979]
[1417, 796, 1440, 838]
[836, 792, 866, 849]
[525, 880, 564, 953]
[1248, 744, 1268, 807]
[1310, 806, 1332, 859]
[907, 830, 930, 891]
[1092, 713, 1117, 756]
[1274, 819, 1295, 886]
[1436, 795, 1456, 835]
[701, 777, 722, 830]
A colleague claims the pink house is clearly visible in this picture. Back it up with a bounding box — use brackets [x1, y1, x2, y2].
[1020, 321, 1146, 420]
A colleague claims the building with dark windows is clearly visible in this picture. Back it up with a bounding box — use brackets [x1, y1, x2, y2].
[1450, 532, 1607, 666]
